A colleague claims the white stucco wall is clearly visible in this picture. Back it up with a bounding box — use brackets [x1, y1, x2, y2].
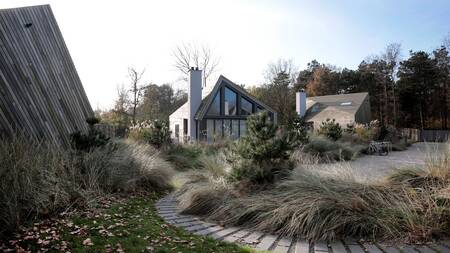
[169, 102, 189, 143]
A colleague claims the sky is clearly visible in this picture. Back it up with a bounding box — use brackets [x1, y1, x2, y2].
[1, 0, 449, 109]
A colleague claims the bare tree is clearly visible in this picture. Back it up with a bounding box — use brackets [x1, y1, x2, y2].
[172, 42, 220, 86]
[263, 58, 298, 84]
[127, 67, 146, 124]
[382, 42, 402, 127]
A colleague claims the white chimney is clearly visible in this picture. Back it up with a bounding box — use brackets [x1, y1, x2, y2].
[296, 89, 306, 118]
[188, 67, 202, 140]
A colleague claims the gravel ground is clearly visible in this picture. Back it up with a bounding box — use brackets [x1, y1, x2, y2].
[300, 142, 449, 181]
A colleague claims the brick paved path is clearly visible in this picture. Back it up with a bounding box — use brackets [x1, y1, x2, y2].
[156, 195, 450, 253]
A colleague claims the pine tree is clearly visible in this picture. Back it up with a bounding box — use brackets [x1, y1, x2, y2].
[228, 111, 295, 184]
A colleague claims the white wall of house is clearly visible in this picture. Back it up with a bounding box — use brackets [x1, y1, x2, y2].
[169, 68, 202, 143]
[169, 102, 189, 143]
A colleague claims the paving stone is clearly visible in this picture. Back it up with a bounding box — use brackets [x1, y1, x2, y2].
[184, 224, 210, 232]
[242, 231, 264, 245]
[167, 217, 198, 224]
[158, 210, 178, 214]
[223, 229, 252, 243]
[164, 214, 193, 220]
[294, 239, 310, 253]
[255, 234, 278, 251]
[399, 246, 419, 253]
[348, 244, 365, 253]
[157, 207, 179, 212]
[158, 212, 178, 218]
[209, 227, 241, 240]
[344, 238, 360, 245]
[382, 246, 401, 253]
[314, 241, 329, 252]
[194, 226, 224, 236]
[272, 237, 293, 253]
[330, 241, 347, 253]
[415, 246, 437, 253]
[430, 244, 450, 253]
[176, 220, 204, 228]
[363, 243, 383, 253]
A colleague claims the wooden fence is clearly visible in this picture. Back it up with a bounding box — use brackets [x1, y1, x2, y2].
[401, 128, 450, 142]
[0, 5, 93, 147]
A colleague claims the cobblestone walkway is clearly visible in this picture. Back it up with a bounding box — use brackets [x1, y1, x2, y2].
[156, 195, 450, 253]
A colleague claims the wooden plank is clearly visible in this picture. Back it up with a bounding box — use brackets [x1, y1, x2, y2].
[363, 243, 383, 253]
[330, 241, 347, 253]
[273, 237, 293, 253]
[294, 239, 310, 253]
[0, 5, 93, 146]
[255, 234, 278, 251]
[314, 241, 329, 252]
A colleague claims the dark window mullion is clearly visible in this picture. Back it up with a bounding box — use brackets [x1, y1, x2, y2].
[220, 86, 225, 116]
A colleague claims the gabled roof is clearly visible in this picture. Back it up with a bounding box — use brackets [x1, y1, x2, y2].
[304, 92, 369, 122]
[195, 75, 276, 120]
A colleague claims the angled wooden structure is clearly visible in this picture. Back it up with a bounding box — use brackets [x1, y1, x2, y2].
[0, 5, 93, 146]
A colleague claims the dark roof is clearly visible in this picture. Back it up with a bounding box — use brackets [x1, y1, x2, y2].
[195, 75, 276, 120]
[304, 92, 369, 122]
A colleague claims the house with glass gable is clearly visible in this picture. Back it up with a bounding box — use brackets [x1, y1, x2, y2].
[169, 68, 277, 143]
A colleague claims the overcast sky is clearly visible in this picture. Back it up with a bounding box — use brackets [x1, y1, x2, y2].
[1, 0, 449, 109]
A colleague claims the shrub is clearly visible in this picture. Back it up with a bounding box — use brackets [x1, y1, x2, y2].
[302, 136, 364, 162]
[288, 114, 309, 145]
[70, 117, 110, 151]
[227, 112, 296, 184]
[128, 120, 171, 148]
[162, 144, 203, 171]
[318, 118, 342, 141]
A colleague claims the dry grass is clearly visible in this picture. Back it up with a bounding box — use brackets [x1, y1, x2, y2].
[0, 136, 174, 235]
[175, 143, 450, 242]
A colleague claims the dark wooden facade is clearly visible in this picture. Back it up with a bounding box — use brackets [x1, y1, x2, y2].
[0, 5, 93, 146]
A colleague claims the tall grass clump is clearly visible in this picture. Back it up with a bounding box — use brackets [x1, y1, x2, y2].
[0, 135, 174, 235]
[0, 136, 74, 234]
[302, 136, 366, 162]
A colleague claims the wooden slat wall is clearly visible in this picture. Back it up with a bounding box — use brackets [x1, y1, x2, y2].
[0, 5, 93, 147]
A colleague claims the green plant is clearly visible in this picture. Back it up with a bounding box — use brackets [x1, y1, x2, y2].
[162, 144, 203, 171]
[227, 112, 296, 184]
[128, 120, 171, 148]
[288, 114, 309, 145]
[302, 136, 364, 162]
[70, 117, 109, 151]
[318, 118, 342, 141]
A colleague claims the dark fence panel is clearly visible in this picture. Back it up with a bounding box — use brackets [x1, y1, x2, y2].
[401, 128, 449, 142]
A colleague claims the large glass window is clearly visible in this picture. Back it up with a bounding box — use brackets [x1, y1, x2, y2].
[207, 92, 220, 115]
[215, 120, 223, 139]
[224, 87, 237, 115]
[239, 120, 246, 137]
[241, 97, 253, 115]
[207, 120, 214, 143]
[223, 120, 231, 138]
[232, 120, 239, 139]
